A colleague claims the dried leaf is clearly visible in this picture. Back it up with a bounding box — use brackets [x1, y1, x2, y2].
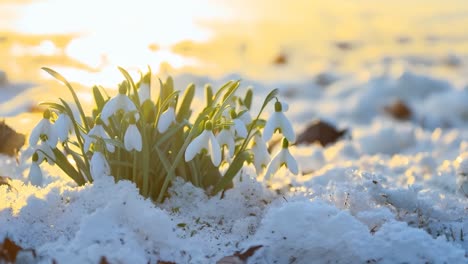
[0, 121, 25, 157]
[296, 120, 347, 147]
[157, 261, 176, 264]
[99, 256, 110, 264]
[273, 53, 287, 65]
[383, 99, 412, 121]
[216, 245, 263, 264]
[0, 237, 22, 263]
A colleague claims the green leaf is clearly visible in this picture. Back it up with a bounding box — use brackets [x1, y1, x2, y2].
[176, 83, 195, 122]
[51, 148, 86, 185]
[118, 67, 140, 107]
[92, 85, 107, 112]
[205, 84, 213, 107]
[39, 101, 66, 113]
[41, 67, 90, 131]
[212, 150, 250, 194]
[244, 88, 253, 109]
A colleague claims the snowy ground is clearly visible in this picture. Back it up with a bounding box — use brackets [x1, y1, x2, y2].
[1, 55, 468, 263]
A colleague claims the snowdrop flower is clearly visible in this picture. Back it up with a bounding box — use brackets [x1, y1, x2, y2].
[229, 109, 248, 138]
[100, 83, 138, 125]
[90, 148, 111, 180]
[84, 118, 115, 153]
[237, 107, 252, 125]
[35, 141, 55, 165]
[251, 133, 271, 174]
[124, 115, 142, 152]
[138, 74, 151, 103]
[263, 101, 295, 143]
[216, 126, 236, 158]
[185, 121, 221, 166]
[54, 113, 72, 142]
[264, 138, 298, 180]
[29, 109, 58, 148]
[28, 152, 43, 187]
[157, 106, 176, 133]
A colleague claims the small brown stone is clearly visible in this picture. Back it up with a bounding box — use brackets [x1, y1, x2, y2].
[383, 99, 412, 121]
[273, 53, 287, 65]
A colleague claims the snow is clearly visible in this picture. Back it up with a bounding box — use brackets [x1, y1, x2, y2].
[2, 40, 468, 264]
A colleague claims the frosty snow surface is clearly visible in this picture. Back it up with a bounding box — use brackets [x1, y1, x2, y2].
[1, 63, 468, 263]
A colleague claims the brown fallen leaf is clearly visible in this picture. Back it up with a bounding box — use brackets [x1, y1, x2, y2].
[216, 245, 263, 264]
[296, 120, 348, 147]
[158, 261, 177, 264]
[0, 121, 25, 157]
[383, 99, 412, 121]
[99, 256, 111, 264]
[273, 53, 287, 65]
[0, 237, 23, 263]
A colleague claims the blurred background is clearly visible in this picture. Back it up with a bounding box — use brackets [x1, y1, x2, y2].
[0, 0, 468, 114]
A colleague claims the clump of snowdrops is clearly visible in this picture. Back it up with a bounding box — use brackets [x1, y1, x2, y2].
[27, 67, 298, 202]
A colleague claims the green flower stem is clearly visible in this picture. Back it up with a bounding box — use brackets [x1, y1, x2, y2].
[156, 126, 198, 203]
[132, 151, 137, 183]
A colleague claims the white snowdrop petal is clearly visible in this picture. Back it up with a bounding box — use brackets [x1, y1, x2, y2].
[263, 112, 280, 141]
[28, 162, 43, 187]
[265, 151, 283, 179]
[122, 95, 137, 113]
[124, 125, 142, 152]
[29, 118, 47, 146]
[185, 131, 207, 161]
[47, 125, 59, 147]
[90, 152, 110, 179]
[238, 110, 252, 125]
[217, 130, 235, 157]
[157, 107, 176, 133]
[138, 83, 151, 102]
[209, 132, 222, 166]
[234, 119, 248, 138]
[285, 150, 299, 174]
[83, 135, 93, 152]
[100, 96, 118, 124]
[279, 112, 296, 143]
[55, 114, 72, 142]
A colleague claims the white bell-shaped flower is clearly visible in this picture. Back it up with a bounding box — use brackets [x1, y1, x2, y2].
[138, 77, 151, 103]
[263, 101, 295, 143]
[124, 115, 142, 152]
[232, 118, 248, 138]
[251, 133, 271, 174]
[227, 109, 248, 138]
[100, 83, 138, 125]
[216, 127, 236, 158]
[238, 108, 252, 125]
[157, 106, 176, 133]
[90, 150, 111, 180]
[54, 113, 73, 142]
[35, 141, 56, 165]
[28, 153, 43, 187]
[264, 138, 298, 180]
[29, 109, 58, 147]
[185, 121, 221, 166]
[84, 118, 115, 153]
